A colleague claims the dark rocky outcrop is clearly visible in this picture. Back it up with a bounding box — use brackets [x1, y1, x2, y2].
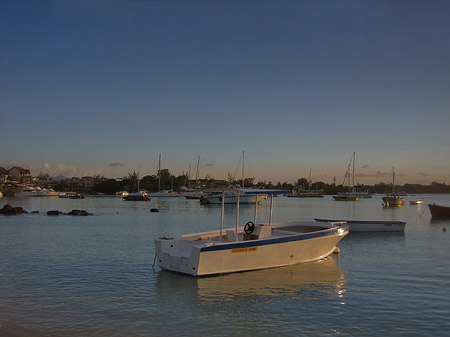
[0, 204, 28, 215]
[47, 210, 61, 216]
[150, 208, 159, 213]
[67, 209, 93, 216]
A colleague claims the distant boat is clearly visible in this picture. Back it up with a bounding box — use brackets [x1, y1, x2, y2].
[382, 167, 405, 206]
[123, 190, 150, 201]
[148, 190, 179, 198]
[150, 154, 179, 197]
[287, 169, 324, 198]
[347, 191, 372, 198]
[382, 195, 405, 206]
[409, 200, 423, 205]
[200, 185, 268, 205]
[333, 152, 359, 202]
[69, 193, 85, 199]
[183, 190, 204, 199]
[181, 155, 203, 199]
[287, 190, 324, 198]
[428, 203, 450, 218]
[58, 192, 77, 198]
[315, 218, 406, 232]
[333, 194, 359, 201]
[123, 165, 150, 201]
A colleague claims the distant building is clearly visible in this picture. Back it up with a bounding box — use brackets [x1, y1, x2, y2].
[63, 176, 95, 194]
[0, 167, 9, 183]
[8, 166, 32, 184]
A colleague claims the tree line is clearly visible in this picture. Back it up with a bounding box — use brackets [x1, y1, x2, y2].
[91, 170, 450, 195]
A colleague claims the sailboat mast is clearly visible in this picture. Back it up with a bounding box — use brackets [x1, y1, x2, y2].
[196, 155, 200, 189]
[137, 165, 140, 191]
[187, 165, 191, 189]
[352, 152, 355, 192]
[308, 168, 312, 190]
[392, 167, 395, 195]
[158, 154, 161, 191]
[242, 150, 245, 189]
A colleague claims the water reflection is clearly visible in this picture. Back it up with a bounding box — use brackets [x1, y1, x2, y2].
[156, 257, 347, 303]
[430, 217, 450, 225]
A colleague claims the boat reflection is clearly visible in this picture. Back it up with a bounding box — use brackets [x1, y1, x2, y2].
[156, 256, 347, 303]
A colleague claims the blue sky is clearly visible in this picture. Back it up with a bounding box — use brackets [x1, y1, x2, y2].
[1, 0, 449, 185]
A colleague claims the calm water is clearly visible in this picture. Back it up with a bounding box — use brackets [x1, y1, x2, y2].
[1, 194, 449, 336]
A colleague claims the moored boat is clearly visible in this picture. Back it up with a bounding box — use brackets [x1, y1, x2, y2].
[148, 190, 179, 198]
[409, 200, 423, 205]
[382, 195, 405, 206]
[314, 218, 406, 232]
[287, 169, 323, 198]
[287, 190, 324, 198]
[332, 152, 359, 201]
[428, 203, 450, 218]
[154, 190, 349, 276]
[68, 193, 85, 199]
[333, 194, 359, 201]
[382, 167, 405, 206]
[199, 185, 275, 205]
[123, 191, 150, 201]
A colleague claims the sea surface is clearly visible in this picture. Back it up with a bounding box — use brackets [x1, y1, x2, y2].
[1, 194, 450, 336]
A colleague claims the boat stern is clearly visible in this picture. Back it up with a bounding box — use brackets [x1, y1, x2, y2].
[154, 237, 202, 276]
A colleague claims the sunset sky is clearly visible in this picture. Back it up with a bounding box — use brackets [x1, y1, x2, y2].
[1, 0, 449, 185]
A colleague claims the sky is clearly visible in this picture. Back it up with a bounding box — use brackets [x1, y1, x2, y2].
[1, 0, 449, 186]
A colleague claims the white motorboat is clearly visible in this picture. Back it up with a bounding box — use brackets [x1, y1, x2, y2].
[148, 190, 179, 197]
[198, 184, 289, 205]
[16, 185, 58, 197]
[314, 218, 406, 232]
[154, 190, 349, 276]
[200, 189, 267, 204]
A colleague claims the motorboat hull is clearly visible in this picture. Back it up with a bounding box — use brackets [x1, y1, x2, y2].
[155, 221, 348, 276]
[428, 203, 450, 218]
[123, 193, 150, 201]
[333, 195, 359, 201]
[200, 193, 267, 205]
[382, 196, 405, 206]
[314, 218, 406, 232]
[287, 194, 324, 198]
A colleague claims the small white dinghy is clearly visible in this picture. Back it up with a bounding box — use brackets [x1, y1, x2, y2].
[154, 189, 348, 276]
[314, 218, 406, 232]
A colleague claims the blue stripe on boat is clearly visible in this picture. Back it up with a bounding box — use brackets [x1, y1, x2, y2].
[199, 227, 346, 252]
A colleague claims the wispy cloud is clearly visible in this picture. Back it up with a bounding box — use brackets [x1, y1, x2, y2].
[355, 171, 391, 178]
[109, 162, 125, 167]
[0, 161, 11, 168]
[39, 163, 101, 178]
[205, 163, 215, 167]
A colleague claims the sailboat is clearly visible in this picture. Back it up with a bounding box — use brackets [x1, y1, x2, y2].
[149, 154, 179, 197]
[183, 156, 204, 199]
[287, 169, 324, 198]
[123, 166, 150, 201]
[200, 151, 285, 205]
[333, 152, 359, 201]
[382, 167, 405, 206]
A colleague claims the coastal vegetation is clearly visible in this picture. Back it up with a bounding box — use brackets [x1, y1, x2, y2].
[90, 170, 450, 195]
